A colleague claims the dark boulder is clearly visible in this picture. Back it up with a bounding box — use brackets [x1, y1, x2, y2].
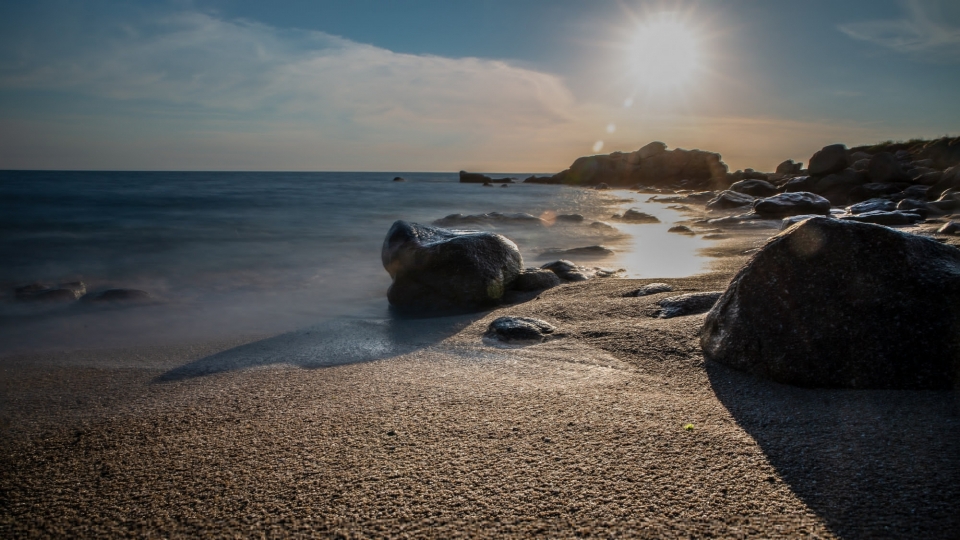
[783, 176, 817, 193]
[775, 159, 803, 175]
[382, 221, 523, 312]
[523, 175, 562, 184]
[16, 281, 87, 302]
[928, 166, 960, 199]
[867, 152, 911, 183]
[393, 177, 406, 182]
[550, 144, 728, 188]
[702, 217, 960, 389]
[653, 292, 723, 319]
[753, 192, 831, 218]
[484, 316, 556, 343]
[938, 221, 959, 235]
[554, 213, 584, 223]
[896, 199, 940, 218]
[668, 225, 696, 235]
[460, 171, 513, 184]
[846, 198, 896, 215]
[730, 179, 778, 197]
[847, 182, 910, 204]
[511, 268, 562, 291]
[808, 144, 849, 176]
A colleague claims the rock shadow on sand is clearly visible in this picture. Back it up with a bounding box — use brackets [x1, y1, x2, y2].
[154, 312, 481, 382]
[706, 361, 960, 539]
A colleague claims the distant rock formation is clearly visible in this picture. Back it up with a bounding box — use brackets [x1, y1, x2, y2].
[547, 142, 728, 189]
[460, 171, 514, 184]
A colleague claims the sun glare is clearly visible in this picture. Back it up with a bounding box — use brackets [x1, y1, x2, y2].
[629, 13, 700, 93]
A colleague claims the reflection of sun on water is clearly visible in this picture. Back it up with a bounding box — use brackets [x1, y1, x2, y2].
[629, 13, 700, 93]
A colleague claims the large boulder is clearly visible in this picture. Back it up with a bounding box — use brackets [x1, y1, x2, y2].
[551, 144, 728, 188]
[382, 221, 523, 312]
[701, 217, 960, 389]
[867, 152, 910, 183]
[752, 192, 831, 218]
[928, 166, 960, 199]
[808, 144, 849, 176]
[729, 179, 778, 197]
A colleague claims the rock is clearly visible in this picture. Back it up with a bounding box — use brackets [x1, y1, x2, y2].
[620, 209, 661, 223]
[851, 158, 871, 171]
[849, 151, 872, 162]
[485, 316, 556, 343]
[928, 166, 960, 199]
[847, 182, 910, 203]
[668, 225, 696, 235]
[867, 152, 910, 183]
[808, 144, 848, 176]
[914, 171, 943, 186]
[540, 260, 590, 282]
[706, 190, 755, 210]
[702, 217, 960, 389]
[595, 183, 610, 190]
[780, 214, 829, 230]
[482, 182, 493, 187]
[511, 268, 563, 291]
[589, 221, 619, 232]
[681, 191, 718, 203]
[500, 184, 509, 188]
[839, 210, 923, 225]
[900, 184, 930, 200]
[81, 288, 150, 303]
[539, 246, 614, 259]
[783, 176, 817, 193]
[551, 145, 728, 188]
[638, 141, 667, 160]
[729, 179, 778, 197]
[393, 176, 406, 182]
[846, 198, 896, 214]
[706, 213, 770, 227]
[813, 169, 868, 202]
[381, 220, 523, 312]
[753, 192, 831, 218]
[896, 199, 941, 217]
[938, 221, 959, 235]
[460, 171, 513, 184]
[653, 292, 723, 319]
[775, 160, 803, 175]
[555, 213, 584, 223]
[624, 283, 674, 297]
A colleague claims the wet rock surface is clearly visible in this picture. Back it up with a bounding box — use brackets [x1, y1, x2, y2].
[702, 217, 960, 389]
[839, 210, 923, 225]
[653, 292, 723, 319]
[484, 316, 556, 343]
[618, 209, 660, 223]
[706, 190, 754, 210]
[753, 192, 831, 218]
[382, 220, 523, 313]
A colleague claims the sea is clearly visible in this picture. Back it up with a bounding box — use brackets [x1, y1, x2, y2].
[0, 171, 711, 356]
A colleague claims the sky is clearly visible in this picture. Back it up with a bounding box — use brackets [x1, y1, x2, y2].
[0, 0, 958, 172]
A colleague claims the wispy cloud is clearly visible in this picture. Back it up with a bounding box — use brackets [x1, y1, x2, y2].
[838, 0, 960, 57]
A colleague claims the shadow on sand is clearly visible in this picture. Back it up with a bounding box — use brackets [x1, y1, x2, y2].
[154, 311, 483, 383]
[707, 361, 960, 538]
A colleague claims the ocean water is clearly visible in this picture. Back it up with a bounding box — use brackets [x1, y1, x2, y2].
[0, 171, 710, 355]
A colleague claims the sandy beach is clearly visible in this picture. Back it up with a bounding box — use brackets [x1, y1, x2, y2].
[3, 223, 958, 539]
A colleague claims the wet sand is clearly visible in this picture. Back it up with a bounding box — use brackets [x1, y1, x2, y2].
[2, 226, 959, 538]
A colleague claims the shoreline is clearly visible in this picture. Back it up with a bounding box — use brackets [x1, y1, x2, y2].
[3, 211, 958, 538]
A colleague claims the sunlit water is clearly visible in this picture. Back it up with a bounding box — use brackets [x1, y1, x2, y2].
[0, 171, 710, 354]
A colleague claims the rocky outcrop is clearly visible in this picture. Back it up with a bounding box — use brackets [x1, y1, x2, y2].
[382, 221, 523, 312]
[808, 144, 849, 176]
[459, 171, 514, 184]
[702, 217, 960, 389]
[548, 143, 728, 189]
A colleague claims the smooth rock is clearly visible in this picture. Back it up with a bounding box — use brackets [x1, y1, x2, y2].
[928, 166, 960, 199]
[782, 176, 817, 193]
[540, 260, 590, 282]
[808, 144, 849, 176]
[393, 176, 406, 182]
[706, 190, 755, 210]
[780, 214, 829, 230]
[654, 292, 723, 319]
[839, 210, 923, 225]
[938, 221, 959, 235]
[846, 198, 896, 215]
[668, 225, 696, 235]
[775, 160, 803, 175]
[511, 268, 563, 291]
[702, 217, 960, 389]
[485, 316, 556, 343]
[753, 192, 831, 218]
[382, 221, 522, 312]
[625, 283, 674, 297]
[729, 179, 778, 197]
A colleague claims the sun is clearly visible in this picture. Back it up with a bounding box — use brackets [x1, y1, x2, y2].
[628, 13, 700, 93]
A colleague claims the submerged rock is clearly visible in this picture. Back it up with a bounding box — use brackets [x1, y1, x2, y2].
[668, 225, 696, 235]
[484, 316, 556, 343]
[619, 209, 661, 223]
[393, 176, 406, 182]
[538, 246, 614, 259]
[702, 217, 960, 389]
[706, 190, 755, 210]
[382, 220, 523, 312]
[81, 288, 150, 303]
[653, 292, 723, 319]
[433, 212, 543, 227]
[15, 281, 87, 302]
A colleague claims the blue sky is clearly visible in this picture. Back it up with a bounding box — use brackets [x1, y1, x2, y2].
[1, 0, 958, 171]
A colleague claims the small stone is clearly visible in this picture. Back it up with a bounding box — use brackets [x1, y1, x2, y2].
[938, 221, 960, 235]
[668, 225, 696, 235]
[625, 283, 674, 297]
[485, 316, 556, 343]
[653, 292, 723, 318]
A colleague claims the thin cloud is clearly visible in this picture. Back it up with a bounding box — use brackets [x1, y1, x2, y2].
[839, 0, 960, 56]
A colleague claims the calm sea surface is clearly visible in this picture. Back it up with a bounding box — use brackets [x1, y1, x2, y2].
[0, 171, 710, 354]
